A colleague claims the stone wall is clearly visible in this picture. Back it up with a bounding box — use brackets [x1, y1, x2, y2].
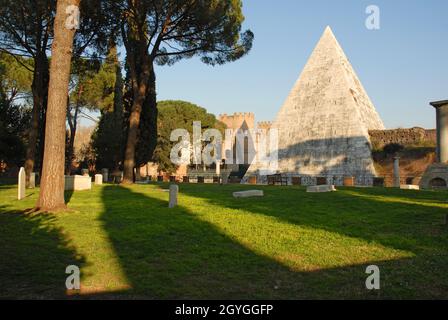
[369, 127, 436, 150]
[373, 148, 436, 187]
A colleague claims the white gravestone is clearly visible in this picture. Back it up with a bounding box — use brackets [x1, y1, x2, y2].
[18, 167, 26, 200]
[65, 175, 92, 191]
[101, 168, 109, 183]
[29, 172, 36, 189]
[169, 185, 179, 208]
[95, 174, 103, 185]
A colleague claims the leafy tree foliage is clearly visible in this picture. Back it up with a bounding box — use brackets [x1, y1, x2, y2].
[153, 100, 225, 174]
[0, 96, 31, 167]
[0, 53, 33, 104]
[0, 53, 32, 167]
[383, 143, 405, 156]
[111, 0, 254, 183]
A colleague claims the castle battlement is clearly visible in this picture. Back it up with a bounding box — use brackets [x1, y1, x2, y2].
[218, 112, 255, 130]
[257, 121, 273, 130]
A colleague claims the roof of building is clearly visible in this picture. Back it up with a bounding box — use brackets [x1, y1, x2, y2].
[430, 100, 448, 108]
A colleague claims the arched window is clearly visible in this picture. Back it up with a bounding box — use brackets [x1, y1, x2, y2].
[429, 178, 447, 188]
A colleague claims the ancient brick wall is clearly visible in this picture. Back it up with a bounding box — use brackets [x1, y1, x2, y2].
[369, 127, 436, 150]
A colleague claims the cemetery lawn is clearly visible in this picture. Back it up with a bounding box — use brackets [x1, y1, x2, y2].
[1, 182, 447, 299]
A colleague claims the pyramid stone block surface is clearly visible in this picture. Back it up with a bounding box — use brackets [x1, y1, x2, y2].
[245, 27, 385, 186]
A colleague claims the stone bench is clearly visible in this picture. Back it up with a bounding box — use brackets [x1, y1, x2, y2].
[306, 185, 336, 193]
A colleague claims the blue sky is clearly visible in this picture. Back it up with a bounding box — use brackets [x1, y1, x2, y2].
[151, 0, 447, 130]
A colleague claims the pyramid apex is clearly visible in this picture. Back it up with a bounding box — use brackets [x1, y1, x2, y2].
[322, 25, 336, 38]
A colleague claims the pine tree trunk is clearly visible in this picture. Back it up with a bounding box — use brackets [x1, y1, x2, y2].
[66, 98, 79, 175]
[37, 0, 80, 211]
[122, 91, 145, 184]
[122, 58, 152, 184]
[66, 125, 76, 175]
[25, 54, 49, 187]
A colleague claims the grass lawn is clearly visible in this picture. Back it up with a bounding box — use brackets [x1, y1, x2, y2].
[0, 181, 447, 299]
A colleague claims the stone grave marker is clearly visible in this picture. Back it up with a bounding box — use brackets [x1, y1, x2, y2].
[95, 174, 103, 185]
[233, 190, 264, 198]
[18, 167, 26, 200]
[307, 185, 336, 193]
[169, 185, 179, 208]
[101, 168, 109, 183]
[29, 172, 36, 189]
[65, 175, 92, 191]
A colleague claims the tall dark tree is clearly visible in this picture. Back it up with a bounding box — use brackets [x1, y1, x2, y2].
[92, 45, 125, 171]
[114, 0, 254, 184]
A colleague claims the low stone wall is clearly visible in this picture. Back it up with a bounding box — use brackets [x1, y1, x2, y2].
[244, 174, 374, 186]
[369, 127, 436, 150]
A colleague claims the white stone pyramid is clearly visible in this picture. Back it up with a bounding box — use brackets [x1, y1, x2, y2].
[245, 26, 385, 186]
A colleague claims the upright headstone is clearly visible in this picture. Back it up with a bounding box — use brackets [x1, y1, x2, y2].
[81, 169, 89, 176]
[18, 167, 26, 200]
[393, 157, 400, 188]
[101, 168, 109, 183]
[216, 161, 221, 184]
[169, 184, 179, 208]
[95, 174, 103, 185]
[216, 161, 221, 176]
[29, 172, 36, 189]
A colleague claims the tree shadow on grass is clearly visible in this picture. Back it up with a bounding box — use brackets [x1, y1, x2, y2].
[180, 185, 448, 254]
[93, 185, 447, 299]
[177, 184, 448, 298]
[65, 189, 74, 204]
[0, 206, 86, 299]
